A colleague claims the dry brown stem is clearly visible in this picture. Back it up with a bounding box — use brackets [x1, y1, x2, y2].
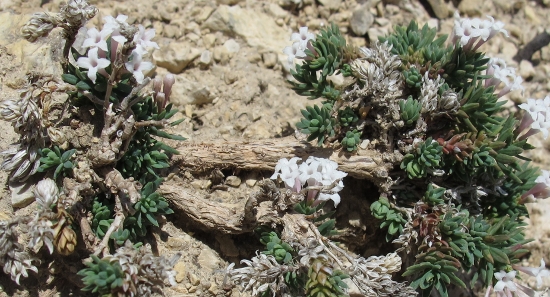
[171, 137, 401, 191]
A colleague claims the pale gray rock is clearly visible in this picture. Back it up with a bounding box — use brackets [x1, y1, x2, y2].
[202, 5, 289, 65]
[458, 0, 481, 16]
[318, 0, 342, 11]
[426, 0, 449, 19]
[198, 249, 220, 271]
[10, 181, 35, 208]
[153, 42, 202, 73]
[519, 60, 536, 80]
[199, 50, 212, 70]
[262, 52, 278, 68]
[171, 75, 215, 105]
[225, 176, 241, 187]
[350, 5, 374, 36]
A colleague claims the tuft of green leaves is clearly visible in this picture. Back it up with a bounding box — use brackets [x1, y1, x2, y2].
[403, 67, 423, 90]
[422, 184, 445, 206]
[119, 100, 184, 185]
[78, 254, 125, 295]
[401, 138, 443, 179]
[260, 231, 295, 264]
[296, 103, 336, 146]
[379, 20, 449, 68]
[341, 130, 361, 152]
[337, 106, 359, 127]
[370, 196, 407, 241]
[132, 178, 174, 230]
[399, 96, 421, 126]
[290, 23, 347, 100]
[38, 147, 75, 179]
[403, 242, 466, 297]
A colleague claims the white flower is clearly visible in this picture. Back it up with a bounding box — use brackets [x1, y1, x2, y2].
[103, 14, 129, 44]
[298, 159, 322, 186]
[270, 157, 301, 189]
[81, 26, 112, 52]
[494, 270, 518, 293]
[452, 12, 508, 51]
[103, 14, 128, 32]
[125, 49, 153, 84]
[514, 259, 550, 289]
[283, 42, 306, 63]
[291, 26, 315, 49]
[535, 170, 550, 187]
[520, 98, 545, 122]
[133, 25, 159, 53]
[531, 114, 550, 140]
[77, 47, 110, 83]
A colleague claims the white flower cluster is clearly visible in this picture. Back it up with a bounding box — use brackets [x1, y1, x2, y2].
[271, 156, 347, 207]
[451, 12, 508, 51]
[283, 27, 315, 64]
[489, 260, 550, 297]
[77, 15, 159, 84]
[519, 96, 550, 139]
[485, 57, 524, 97]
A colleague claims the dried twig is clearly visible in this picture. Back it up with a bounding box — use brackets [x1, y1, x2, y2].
[171, 137, 401, 191]
[514, 29, 550, 62]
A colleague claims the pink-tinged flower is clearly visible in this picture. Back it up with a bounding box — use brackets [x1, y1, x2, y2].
[485, 58, 524, 97]
[291, 26, 315, 49]
[271, 157, 301, 189]
[125, 49, 153, 84]
[283, 42, 306, 63]
[514, 259, 550, 289]
[133, 24, 159, 53]
[452, 12, 508, 51]
[103, 14, 129, 44]
[520, 170, 550, 203]
[519, 98, 544, 122]
[77, 47, 110, 83]
[494, 270, 518, 295]
[81, 26, 112, 52]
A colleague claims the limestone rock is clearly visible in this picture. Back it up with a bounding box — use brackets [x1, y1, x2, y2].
[10, 181, 35, 208]
[0, 12, 63, 80]
[171, 75, 215, 106]
[458, 0, 481, 16]
[426, 0, 449, 19]
[198, 249, 220, 271]
[153, 41, 202, 73]
[202, 5, 289, 65]
[350, 5, 374, 36]
[225, 176, 241, 187]
[318, 0, 342, 11]
[173, 261, 186, 283]
[519, 60, 536, 80]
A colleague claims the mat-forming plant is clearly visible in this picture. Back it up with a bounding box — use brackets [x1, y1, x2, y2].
[1, 1, 550, 297]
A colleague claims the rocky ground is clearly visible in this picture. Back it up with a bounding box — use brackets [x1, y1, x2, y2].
[0, 0, 550, 296]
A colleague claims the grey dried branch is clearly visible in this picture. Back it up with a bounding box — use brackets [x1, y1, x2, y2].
[514, 29, 550, 62]
[171, 137, 399, 191]
[95, 169, 140, 256]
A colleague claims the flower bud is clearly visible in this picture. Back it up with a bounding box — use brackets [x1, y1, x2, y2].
[153, 76, 163, 95]
[162, 73, 175, 103]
